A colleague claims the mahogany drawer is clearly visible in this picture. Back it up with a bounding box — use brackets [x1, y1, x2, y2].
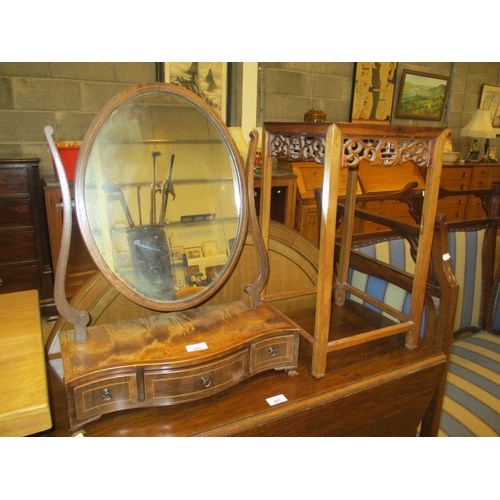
[470, 164, 500, 189]
[437, 195, 469, 222]
[0, 167, 29, 196]
[0, 199, 33, 229]
[0, 231, 37, 265]
[250, 333, 298, 373]
[0, 264, 40, 293]
[362, 216, 416, 233]
[73, 372, 139, 421]
[364, 199, 410, 218]
[0, 159, 54, 303]
[466, 196, 487, 219]
[144, 350, 248, 405]
[440, 167, 471, 190]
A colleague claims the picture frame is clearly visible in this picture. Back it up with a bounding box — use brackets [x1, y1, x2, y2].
[205, 264, 223, 282]
[170, 245, 184, 265]
[164, 63, 228, 123]
[185, 247, 204, 260]
[202, 240, 219, 257]
[479, 84, 500, 129]
[350, 62, 398, 125]
[396, 70, 450, 121]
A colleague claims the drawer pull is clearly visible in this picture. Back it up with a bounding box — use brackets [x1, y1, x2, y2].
[268, 346, 277, 357]
[200, 376, 212, 388]
[102, 388, 112, 401]
[0, 278, 3, 286]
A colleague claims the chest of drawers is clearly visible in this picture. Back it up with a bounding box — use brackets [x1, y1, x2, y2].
[0, 159, 53, 310]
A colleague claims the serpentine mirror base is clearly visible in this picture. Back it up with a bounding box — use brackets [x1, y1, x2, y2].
[60, 300, 299, 435]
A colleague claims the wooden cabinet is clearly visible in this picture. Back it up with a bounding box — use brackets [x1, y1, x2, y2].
[253, 171, 297, 229]
[0, 159, 54, 311]
[357, 160, 425, 232]
[438, 163, 500, 221]
[438, 165, 472, 222]
[362, 199, 415, 232]
[279, 160, 359, 246]
[286, 158, 499, 243]
[470, 163, 500, 190]
[466, 163, 500, 219]
[279, 157, 424, 244]
[440, 165, 471, 190]
[43, 184, 96, 298]
[286, 161, 326, 246]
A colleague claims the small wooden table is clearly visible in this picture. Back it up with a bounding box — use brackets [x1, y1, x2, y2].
[0, 290, 52, 436]
[46, 302, 447, 436]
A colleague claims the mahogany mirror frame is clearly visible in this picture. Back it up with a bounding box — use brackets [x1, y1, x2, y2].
[73, 82, 249, 312]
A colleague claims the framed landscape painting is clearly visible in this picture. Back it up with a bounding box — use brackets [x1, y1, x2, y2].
[351, 62, 398, 125]
[164, 62, 228, 122]
[396, 70, 450, 121]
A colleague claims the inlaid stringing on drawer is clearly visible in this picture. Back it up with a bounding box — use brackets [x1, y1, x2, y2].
[250, 333, 297, 372]
[73, 373, 139, 419]
[144, 350, 248, 405]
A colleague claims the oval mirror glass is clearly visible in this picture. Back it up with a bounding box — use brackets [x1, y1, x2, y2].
[75, 84, 246, 310]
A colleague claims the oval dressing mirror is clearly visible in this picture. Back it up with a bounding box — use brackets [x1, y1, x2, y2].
[74, 83, 247, 311]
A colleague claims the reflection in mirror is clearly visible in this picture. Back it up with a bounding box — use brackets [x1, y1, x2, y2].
[81, 89, 242, 305]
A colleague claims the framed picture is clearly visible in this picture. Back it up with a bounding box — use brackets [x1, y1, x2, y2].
[185, 247, 204, 260]
[396, 70, 450, 121]
[170, 245, 184, 265]
[202, 240, 219, 257]
[351, 63, 397, 124]
[205, 264, 223, 281]
[164, 63, 228, 123]
[479, 84, 500, 129]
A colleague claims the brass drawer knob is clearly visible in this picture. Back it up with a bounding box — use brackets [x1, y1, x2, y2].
[268, 346, 277, 357]
[102, 388, 112, 401]
[200, 376, 212, 388]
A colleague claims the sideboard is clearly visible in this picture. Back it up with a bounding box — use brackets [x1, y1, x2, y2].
[277, 159, 499, 245]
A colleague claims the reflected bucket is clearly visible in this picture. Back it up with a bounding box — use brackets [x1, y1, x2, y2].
[127, 225, 176, 301]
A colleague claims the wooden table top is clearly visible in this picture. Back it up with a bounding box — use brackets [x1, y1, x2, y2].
[46, 302, 445, 437]
[0, 290, 52, 436]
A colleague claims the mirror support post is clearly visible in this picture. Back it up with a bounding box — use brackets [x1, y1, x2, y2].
[243, 130, 269, 308]
[44, 126, 90, 341]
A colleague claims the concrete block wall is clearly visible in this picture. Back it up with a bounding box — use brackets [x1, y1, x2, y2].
[0, 62, 156, 177]
[2, 62, 500, 178]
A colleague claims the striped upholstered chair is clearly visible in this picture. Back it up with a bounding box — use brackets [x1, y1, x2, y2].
[339, 214, 459, 437]
[437, 218, 500, 436]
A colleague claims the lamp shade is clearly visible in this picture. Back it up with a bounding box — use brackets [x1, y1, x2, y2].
[460, 109, 499, 139]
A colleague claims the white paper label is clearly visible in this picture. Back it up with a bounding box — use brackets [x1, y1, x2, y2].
[186, 342, 208, 352]
[266, 394, 288, 406]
